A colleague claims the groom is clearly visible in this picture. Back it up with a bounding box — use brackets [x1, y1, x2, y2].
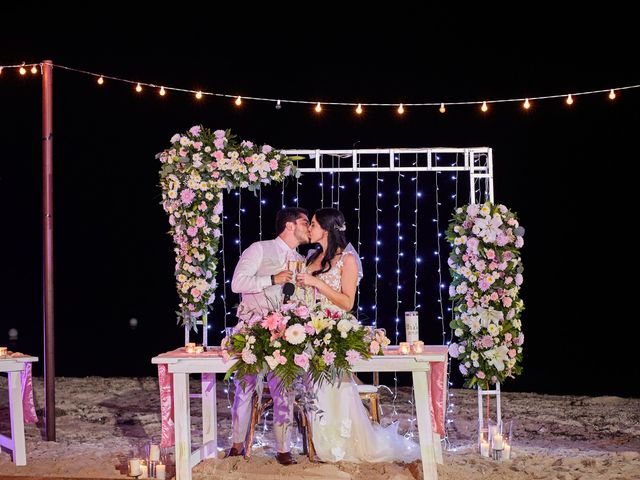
[228, 207, 310, 465]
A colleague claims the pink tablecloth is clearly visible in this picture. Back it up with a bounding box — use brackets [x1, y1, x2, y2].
[157, 346, 448, 447]
[2, 353, 38, 424]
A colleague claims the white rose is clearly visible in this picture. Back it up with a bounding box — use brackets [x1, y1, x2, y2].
[337, 319, 353, 334]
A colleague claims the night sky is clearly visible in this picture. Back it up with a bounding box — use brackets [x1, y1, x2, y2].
[1, 7, 638, 397]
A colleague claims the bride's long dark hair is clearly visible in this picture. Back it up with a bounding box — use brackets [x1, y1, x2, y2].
[307, 208, 348, 276]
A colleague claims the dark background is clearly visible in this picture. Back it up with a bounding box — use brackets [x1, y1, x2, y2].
[1, 6, 637, 397]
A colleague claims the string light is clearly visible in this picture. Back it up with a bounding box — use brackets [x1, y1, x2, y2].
[159, 86, 166, 96]
[235, 96, 242, 106]
[135, 83, 142, 93]
[481, 101, 488, 112]
[30, 65, 38, 74]
[8, 62, 634, 112]
[314, 102, 322, 113]
[275, 99, 281, 110]
[195, 91, 202, 100]
[566, 94, 574, 105]
[97, 76, 104, 85]
[19, 66, 27, 75]
[609, 89, 616, 100]
[397, 103, 405, 114]
[523, 98, 531, 109]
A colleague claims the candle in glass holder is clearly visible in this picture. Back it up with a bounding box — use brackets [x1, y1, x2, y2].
[399, 342, 410, 355]
[480, 439, 490, 457]
[0, 346, 7, 357]
[493, 433, 503, 450]
[503, 442, 511, 460]
[156, 463, 166, 479]
[149, 444, 160, 462]
[128, 458, 141, 476]
[412, 340, 424, 353]
[185, 343, 196, 354]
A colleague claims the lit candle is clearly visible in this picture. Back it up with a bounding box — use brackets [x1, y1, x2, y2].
[412, 340, 424, 353]
[185, 344, 196, 354]
[128, 458, 141, 476]
[194, 345, 204, 354]
[503, 442, 511, 460]
[493, 433, 503, 450]
[156, 463, 166, 479]
[480, 439, 490, 457]
[139, 464, 148, 478]
[399, 342, 410, 355]
[149, 444, 160, 462]
[0, 346, 7, 357]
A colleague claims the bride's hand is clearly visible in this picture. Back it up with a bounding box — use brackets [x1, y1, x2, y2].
[295, 273, 319, 288]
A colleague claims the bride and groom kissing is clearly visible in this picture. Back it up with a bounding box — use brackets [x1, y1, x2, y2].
[228, 207, 419, 465]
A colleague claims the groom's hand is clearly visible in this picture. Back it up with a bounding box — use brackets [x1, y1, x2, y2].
[272, 270, 293, 285]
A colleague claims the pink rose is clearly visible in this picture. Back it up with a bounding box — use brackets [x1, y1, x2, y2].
[508, 349, 517, 358]
[476, 371, 486, 379]
[189, 126, 202, 136]
[198, 202, 207, 211]
[294, 353, 310, 371]
[262, 145, 273, 154]
[187, 226, 198, 237]
[486, 249, 496, 260]
[502, 297, 513, 308]
[196, 216, 206, 228]
[515, 273, 523, 286]
[190, 288, 202, 298]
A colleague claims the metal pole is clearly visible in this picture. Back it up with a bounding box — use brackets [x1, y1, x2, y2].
[42, 59, 56, 441]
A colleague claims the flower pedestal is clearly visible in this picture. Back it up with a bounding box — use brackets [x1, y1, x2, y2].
[183, 312, 209, 349]
[477, 382, 502, 457]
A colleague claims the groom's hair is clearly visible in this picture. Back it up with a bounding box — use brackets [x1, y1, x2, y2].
[275, 207, 309, 234]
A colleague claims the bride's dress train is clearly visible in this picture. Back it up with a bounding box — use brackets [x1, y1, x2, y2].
[312, 376, 420, 463]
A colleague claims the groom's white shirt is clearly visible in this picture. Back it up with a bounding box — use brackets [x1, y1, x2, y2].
[231, 237, 302, 320]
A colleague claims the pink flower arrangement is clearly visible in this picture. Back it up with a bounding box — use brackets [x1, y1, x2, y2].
[446, 202, 525, 389]
[223, 300, 387, 390]
[157, 126, 299, 327]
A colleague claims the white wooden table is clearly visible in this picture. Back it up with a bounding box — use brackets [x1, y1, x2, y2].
[152, 351, 445, 480]
[0, 354, 38, 466]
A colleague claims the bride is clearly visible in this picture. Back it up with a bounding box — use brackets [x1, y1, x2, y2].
[295, 208, 420, 463]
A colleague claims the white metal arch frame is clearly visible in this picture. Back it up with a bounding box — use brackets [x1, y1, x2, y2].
[282, 147, 494, 205]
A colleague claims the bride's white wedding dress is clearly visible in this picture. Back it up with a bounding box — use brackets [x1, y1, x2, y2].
[306, 248, 420, 463]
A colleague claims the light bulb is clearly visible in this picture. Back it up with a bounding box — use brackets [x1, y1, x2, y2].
[30, 65, 38, 74]
[439, 103, 446, 113]
[356, 103, 363, 114]
[97, 76, 104, 85]
[159, 86, 166, 96]
[609, 89, 616, 100]
[135, 83, 142, 92]
[275, 99, 281, 109]
[481, 101, 488, 112]
[566, 94, 574, 105]
[397, 103, 405, 114]
[195, 91, 202, 99]
[523, 98, 530, 109]
[235, 96, 242, 106]
[315, 102, 322, 113]
[19, 66, 27, 75]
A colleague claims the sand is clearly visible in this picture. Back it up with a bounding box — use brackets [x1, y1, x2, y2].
[0, 377, 639, 479]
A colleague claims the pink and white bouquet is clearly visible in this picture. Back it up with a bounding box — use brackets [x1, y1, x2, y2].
[222, 301, 388, 390]
[445, 202, 525, 388]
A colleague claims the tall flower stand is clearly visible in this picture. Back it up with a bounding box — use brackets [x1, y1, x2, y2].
[477, 382, 501, 457]
[183, 312, 209, 348]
